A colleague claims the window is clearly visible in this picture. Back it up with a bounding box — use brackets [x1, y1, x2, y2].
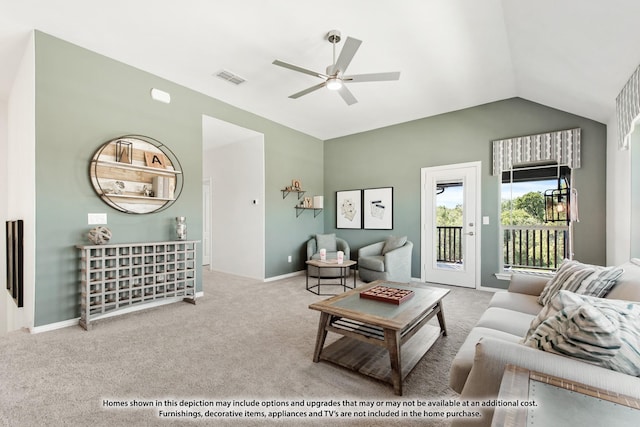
[501, 163, 571, 272]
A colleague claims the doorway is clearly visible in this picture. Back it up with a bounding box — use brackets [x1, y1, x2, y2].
[202, 178, 212, 267]
[421, 162, 481, 288]
[202, 115, 265, 280]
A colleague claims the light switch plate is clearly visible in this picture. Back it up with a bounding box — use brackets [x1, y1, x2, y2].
[88, 213, 107, 225]
[482, 216, 490, 225]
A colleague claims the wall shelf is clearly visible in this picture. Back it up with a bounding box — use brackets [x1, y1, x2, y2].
[96, 193, 174, 202]
[295, 207, 323, 218]
[94, 159, 182, 177]
[89, 135, 183, 214]
[76, 240, 198, 330]
[282, 188, 306, 199]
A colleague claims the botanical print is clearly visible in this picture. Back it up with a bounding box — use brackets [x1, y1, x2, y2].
[341, 198, 357, 221]
[336, 190, 362, 229]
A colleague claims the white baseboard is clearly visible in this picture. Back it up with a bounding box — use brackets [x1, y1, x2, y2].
[207, 268, 264, 281]
[29, 291, 205, 334]
[30, 318, 80, 334]
[264, 270, 305, 282]
[478, 285, 504, 293]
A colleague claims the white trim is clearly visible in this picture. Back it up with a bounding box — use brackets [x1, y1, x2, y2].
[29, 291, 205, 334]
[264, 270, 305, 282]
[202, 177, 213, 269]
[30, 318, 80, 334]
[478, 285, 504, 293]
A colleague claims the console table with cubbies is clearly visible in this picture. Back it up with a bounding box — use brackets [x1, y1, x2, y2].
[77, 240, 198, 330]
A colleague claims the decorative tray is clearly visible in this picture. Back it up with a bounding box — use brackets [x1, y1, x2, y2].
[359, 285, 414, 305]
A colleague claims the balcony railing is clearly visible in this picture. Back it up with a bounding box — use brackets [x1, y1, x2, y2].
[502, 225, 569, 271]
[436, 226, 463, 263]
[436, 225, 568, 272]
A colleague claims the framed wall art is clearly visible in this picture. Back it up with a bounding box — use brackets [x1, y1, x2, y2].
[5, 219, 24, 308]
[336, 190, 362, 229]
[363, 187, 393, 229]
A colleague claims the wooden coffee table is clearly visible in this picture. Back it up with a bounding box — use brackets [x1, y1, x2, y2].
[305, 259, 357, 295]
[309, 280, 449, 395]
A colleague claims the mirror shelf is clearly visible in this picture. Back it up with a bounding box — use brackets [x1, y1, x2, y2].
[89, 135, 183, 214]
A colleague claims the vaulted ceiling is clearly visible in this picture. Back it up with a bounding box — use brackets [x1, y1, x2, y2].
[1, 0, 640, 140]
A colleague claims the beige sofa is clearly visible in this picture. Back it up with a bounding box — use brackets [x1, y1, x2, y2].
[449, 259, 640, 427]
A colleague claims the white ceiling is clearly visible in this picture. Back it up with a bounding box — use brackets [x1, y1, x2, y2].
[1, 0, 640, 140]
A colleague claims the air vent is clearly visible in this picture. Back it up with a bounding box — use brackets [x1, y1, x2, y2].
[215, 69, 246, 85]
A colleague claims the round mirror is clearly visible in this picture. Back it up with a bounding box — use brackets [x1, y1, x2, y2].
[89, 135, 183, 214]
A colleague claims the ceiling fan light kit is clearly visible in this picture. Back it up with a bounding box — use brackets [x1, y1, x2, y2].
[272, 29, 400, 105]
[326, 77, 343, 91]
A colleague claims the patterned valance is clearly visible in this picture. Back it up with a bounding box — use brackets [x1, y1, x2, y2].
[616, 64, 640, 150]
[492, 128, 581, 176]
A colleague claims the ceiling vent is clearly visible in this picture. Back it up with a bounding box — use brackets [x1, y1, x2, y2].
[215, 69, 246, 85]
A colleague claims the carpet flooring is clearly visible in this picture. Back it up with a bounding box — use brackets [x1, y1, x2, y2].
[0, 270, 493, 426]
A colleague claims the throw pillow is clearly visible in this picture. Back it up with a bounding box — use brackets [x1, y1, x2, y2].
[523, 291, 640, 376]
[315, 233, 337, 252]
[523, 289, 585, 342]
[537, 259, 624, 306]
[382, 236, 407, 255]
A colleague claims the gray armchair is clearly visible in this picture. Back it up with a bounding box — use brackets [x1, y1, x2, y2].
[307, 233, 351, 278]
[358, 237, 413, 283]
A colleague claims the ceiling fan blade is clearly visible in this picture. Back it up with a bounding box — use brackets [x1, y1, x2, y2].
[337, 85, 358, 106]
[289, 82, 326, 99]
[344, 71, 401, 82]
[272, 60, 327, 79]
[331, 37, 362, 74]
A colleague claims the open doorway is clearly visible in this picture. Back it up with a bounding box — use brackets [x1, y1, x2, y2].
[202, 115, 265, 280]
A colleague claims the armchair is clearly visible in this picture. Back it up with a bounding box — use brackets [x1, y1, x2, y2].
[307, 234, 351, 278]
[358, 236, 413, 283]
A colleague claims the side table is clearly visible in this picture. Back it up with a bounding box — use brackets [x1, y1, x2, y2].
[305, 259, 357, 295]
[492, 364, 640, 427]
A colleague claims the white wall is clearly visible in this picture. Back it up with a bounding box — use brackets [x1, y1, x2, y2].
[203, 135, 265, 280]
[631, 127, 640, 257]
[606, 115, 632, 265]
[5, 32, 35, 331]
[0, 100, 7, 334]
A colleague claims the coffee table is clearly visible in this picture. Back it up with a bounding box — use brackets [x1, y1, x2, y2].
[309, 280, 449, 395]
[305, 259, 357, 295]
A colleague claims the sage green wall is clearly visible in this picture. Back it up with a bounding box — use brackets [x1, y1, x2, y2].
[33, 32, 322, 326]
[323, 98, 607, 289]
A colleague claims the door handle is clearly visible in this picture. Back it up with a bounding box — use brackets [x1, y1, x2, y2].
[465, 231, 474, 236]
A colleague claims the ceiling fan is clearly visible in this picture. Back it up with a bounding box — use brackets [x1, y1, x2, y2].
[272, 30, 400, 106]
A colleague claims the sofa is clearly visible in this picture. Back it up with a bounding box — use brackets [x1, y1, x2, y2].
[358, 236, 413, 283]
[449, 259, 640, 427]
[306, 234, 351, 278]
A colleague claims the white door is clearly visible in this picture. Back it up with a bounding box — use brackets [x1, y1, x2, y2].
[202, 178, 212, 267]
[421, 162, 480, 288]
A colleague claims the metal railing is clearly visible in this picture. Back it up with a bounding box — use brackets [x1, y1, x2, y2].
[502, 225, 569, 271]
[436, 225, 568, 271]
[436, 226, 463, 263]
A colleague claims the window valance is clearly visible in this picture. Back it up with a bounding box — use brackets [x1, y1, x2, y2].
[492, 128, 581, 176]
[616, 64, 640, 151]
